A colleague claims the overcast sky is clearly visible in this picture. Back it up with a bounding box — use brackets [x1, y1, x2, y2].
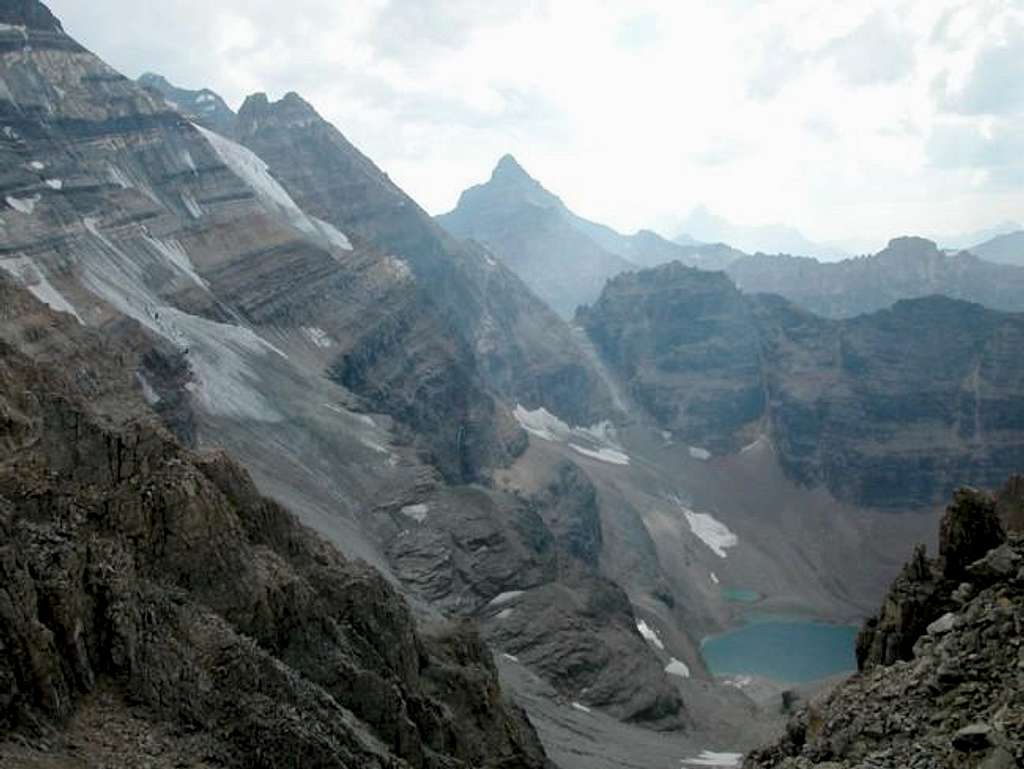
[48, 0, 1024, 251]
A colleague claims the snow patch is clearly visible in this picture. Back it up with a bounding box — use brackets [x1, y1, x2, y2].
[689, 446, 712, 461]
[570, 444, 631, 466]
[196, 93, 215, 104]
[302, 326, 334, 348]
[0, 257, 82, 323]
[636, 619, 665, 650]
[142, 234, 208, 289]
[514, 404, 572, 442]
[495, 608, 513, 620]
[682, 751, 743, 767]
[400, 503, 429, 523]
[180, 190, 203, 219]
[571, 702, 591, 714]
[710, 571, 720, 585]
[680, 506, 738, 559]
[135, 372, 161, 405]
[501, 652, 519, 663]
[6, 194, 40, 214]
[722, 675, 754, 689]
[312, 216, 353, 252]
[107, 165, 133, 189]
[28, 161, 45, 170]
[180, 150, 196, 173]
[665, 658, 691, 678]
[44, 179, 63, 190]
[740, 436, 766, 453]
[488, 591, 524, 607]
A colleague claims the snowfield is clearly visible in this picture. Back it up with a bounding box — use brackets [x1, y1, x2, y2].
[682, 750, 743, 767]
[664, 657, 691, 678]
[681, 506, 738, 559]
[636, 619, 665, 650]
[570, 444, 631, 466]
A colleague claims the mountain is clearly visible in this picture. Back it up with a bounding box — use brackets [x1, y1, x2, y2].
[0, 2, 696, 753]
[437, 155, 735, 317]
[675, 206, 851, 262]
[138, 71, 238, 135]
[725, 236, 1024, 318]
[934, 219, 1022, 251]
[969, 229, 1024, 268]
[578, 261, 1024, 510]
[0, 275, 551, 769]
[747, 479, 1024, 768]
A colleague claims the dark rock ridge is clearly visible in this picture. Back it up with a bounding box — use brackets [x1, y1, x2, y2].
[437, 155, 737, 317]
[726, 236, 1024, 318]
[579, 263, 1024, 509]
[0, 0, 62, 31]
[746, 481, 1023, 768]
[0, 277, 551, 769]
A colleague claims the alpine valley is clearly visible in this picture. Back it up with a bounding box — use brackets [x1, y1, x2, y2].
[1, 2, 1022, 768]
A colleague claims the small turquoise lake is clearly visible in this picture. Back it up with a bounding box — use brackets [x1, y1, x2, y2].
[701, 620, 858, 683]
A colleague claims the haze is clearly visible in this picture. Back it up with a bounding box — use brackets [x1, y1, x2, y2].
[48, 0, 1024, 254]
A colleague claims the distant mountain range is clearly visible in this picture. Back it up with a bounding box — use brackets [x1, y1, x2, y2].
[968, 229, 1024, 268]
[437, 155, 740, 316]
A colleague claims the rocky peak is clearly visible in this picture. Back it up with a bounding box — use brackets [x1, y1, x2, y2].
[238, 90, 323, 132]
[877, 235, 943, 263]
[0, 0, 63, 31]
[491, 153, 531, 183]
[136, 71, 237, 134]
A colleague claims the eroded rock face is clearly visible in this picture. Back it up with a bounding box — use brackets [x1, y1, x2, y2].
[0, 280, 552, 769]
[939, 488, 1006, 580]
[746, 481, 1024, 769]
[580, 264, 1024, 510]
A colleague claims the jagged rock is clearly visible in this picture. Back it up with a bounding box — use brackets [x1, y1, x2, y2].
[746, 484, 1024, 769]
[940, 488, 1006, 579]
[926, 612, 957, 636]
[952, 723, 993, 752]
[967, 544, 1022, 583]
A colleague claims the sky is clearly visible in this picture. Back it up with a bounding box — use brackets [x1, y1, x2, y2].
[47, 0, 1024, 253]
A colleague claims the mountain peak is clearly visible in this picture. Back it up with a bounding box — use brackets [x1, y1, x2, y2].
[491, 153, 532, 183]
[0, 0, 63, 31]
[238, 90, 322, 131]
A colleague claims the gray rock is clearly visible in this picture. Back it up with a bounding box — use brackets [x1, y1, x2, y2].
[980, 746, 1017, 769]
[967, 544, 1022, 582]
[926, 612, 957, 636]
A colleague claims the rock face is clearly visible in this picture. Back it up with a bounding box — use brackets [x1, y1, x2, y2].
[0, 1, 684, 738]
[726, 236, 1024, 318]
[437, 155, 735, 317]
[747, 482, 1023, 769]
[580, 263, 1024, 509]
[0, 278, 552, 769]
[138, 72, 238, 135]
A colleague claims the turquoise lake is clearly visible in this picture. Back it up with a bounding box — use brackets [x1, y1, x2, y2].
[701, 620, 859, 683]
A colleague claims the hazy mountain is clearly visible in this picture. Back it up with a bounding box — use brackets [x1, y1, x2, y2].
[675, 205, 851, 261]
[969, 229, 1024, 268]
[438, 155, 737, 317]
[934, 220, 1022, 250]
[725, 236, 1024, 318]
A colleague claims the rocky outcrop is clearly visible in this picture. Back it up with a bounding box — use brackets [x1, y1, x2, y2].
[580, 264, 1024, 509]
[138, 72, 238, 135]
[0, 280, 551, 769]
[726, 236, 1024, 318]
[746, 482, 1024, 769]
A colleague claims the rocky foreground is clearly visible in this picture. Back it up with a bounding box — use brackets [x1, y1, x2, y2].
[745, 480, 1024, 769]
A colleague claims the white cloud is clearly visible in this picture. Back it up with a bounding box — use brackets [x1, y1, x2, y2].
[45, 0, 1024, 247]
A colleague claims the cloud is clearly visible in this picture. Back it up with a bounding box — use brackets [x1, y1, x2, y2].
[928, 118, 1024, 186]
[939, 19, 1024, 115]
[820, 11, 914, 86]
[42, 0, 1024, 247]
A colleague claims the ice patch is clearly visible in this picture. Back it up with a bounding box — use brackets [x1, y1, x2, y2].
[514, 404, 572, 442]
[312, 216, 353, 252]
[665, 658, 691, 678]
[682, 751, 743, 767]
[570, 444, 631, 466]
[689, 446, 712, 461]
[571, 702, 591, 714]
[0, 257, 82, 323]
[400, 503, 429, 523]
[501, 652, 519, 663]
[6, 195, 40, 214]
[710, 571, 720, 585]
[44, 179, 63, 190]
[680, 506, 738, 559]
[489, 591, 524, 607]
[302, 326, 334, 348]
[636, 619, 665, 650]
